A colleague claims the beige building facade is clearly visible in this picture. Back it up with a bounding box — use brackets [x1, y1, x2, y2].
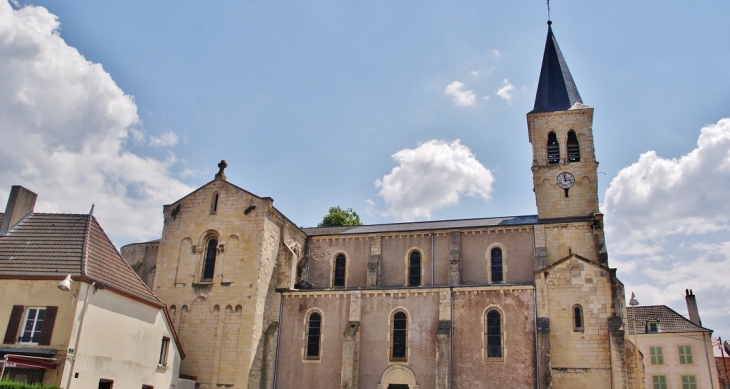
[121, 22, 641, 388]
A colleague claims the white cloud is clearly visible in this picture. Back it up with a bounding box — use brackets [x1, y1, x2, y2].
[603, 117, 730, 337]
[491, 49, 501, 57]
[0, 2, 194, 245]
[149, 131, 179, 147]
[375, 140, 494, 221]
[495, 78, 515, 104]
[444, 81, 476, 107]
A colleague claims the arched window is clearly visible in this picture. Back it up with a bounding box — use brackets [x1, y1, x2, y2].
[305, 312, 322, 360]
[573, 305, 584, 332]
[566, 130, 580, 162]
[408, 251, 421, 286]
[391, 311, 408, 361]
[202, 238, 217, 281]
[490, 248, 503, 283]
[333, 254, 346, 288]
[485, 310, 502, 359]
[547, 132, 560, 164]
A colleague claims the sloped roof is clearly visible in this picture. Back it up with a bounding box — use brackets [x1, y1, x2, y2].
[0, 212, 161, 307]
[303, 215, 539, 236]
[628, 305, 713, 335]
[531, 22, 583, 113]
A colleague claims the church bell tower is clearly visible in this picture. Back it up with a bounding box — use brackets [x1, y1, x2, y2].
[527, 21, 599, 220]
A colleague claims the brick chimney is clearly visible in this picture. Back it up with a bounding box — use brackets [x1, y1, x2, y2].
[0, 186, 37, 235]
[685, 289, 702, 326]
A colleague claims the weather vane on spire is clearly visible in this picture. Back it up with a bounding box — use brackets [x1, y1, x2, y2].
[547, 0, 551, 23]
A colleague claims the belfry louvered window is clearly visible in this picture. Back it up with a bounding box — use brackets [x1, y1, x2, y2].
[202, 238, 217, 281]
[305, 312, 322, 359]
[567, 130, 580, 162]
[333, 254, 346, 288]
[547, 132, 560, 164]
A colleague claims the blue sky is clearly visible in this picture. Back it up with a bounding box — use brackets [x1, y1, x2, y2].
[1, 1, 729, 339]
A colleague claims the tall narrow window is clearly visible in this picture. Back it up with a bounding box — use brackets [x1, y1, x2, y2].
[547, 132, 560, 164]
[19, 308, 45, 344]
[159, 337, 170, 366]
[391, 311, 407, 360]
[210, 193, 219, 214]
[572, 305, 584, 332]
[485, 310, 502, 359]
[490, 248, 503, 283]
[649, 346, 664, 365]
[566, 130, 580, 162]
[202, 238, 218, 281]
[678, 345, 693, 364]
[652, 375, 667, 389]
[305, 312, 322, 360]
[333, 254, 346, 288]
[408, 251, 421, 286]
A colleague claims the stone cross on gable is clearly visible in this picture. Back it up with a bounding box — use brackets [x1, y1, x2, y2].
[215, 160, 227, 181]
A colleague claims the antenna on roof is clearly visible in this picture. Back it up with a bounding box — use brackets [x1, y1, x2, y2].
[89, 204, 95, 215]
[547, 0, 551, 23]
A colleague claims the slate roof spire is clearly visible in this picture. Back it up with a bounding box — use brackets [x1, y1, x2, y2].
[532, 21, 583, 113]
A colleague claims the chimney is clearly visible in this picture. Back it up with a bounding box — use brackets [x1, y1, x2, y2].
[1, 186, 37, 235]
[685, 289, 702, 326]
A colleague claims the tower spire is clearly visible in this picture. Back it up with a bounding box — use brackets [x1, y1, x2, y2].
[531, 22, 583, 113]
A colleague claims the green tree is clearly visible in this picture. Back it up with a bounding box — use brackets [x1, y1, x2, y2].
[317, 206, 363, 227]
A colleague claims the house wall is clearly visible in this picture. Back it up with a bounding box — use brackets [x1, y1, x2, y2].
[638, 331, 718, 389]
[62, 283, 181, 389]
[0, 279, 76, 386]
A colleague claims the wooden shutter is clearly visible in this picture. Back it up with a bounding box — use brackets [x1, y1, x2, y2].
[38, 306, 58, 346]
[3, 305, 24, 344]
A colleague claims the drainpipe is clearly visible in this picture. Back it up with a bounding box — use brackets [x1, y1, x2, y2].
[533, 287, 540, 389]
[66, 281, 95, 389]
[272, 293, 284, 389]
[704, 332, 717, 389]
[450, 287, 454, 389]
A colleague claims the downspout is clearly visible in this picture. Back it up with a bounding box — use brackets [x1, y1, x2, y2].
[450, 287, 454, 389]
[272, 293, 284, 389]
[534, 287, 540, 389]
[431, 233, 435, 286]
[704, 332, 717, 389]
[66, 281, 95, 389]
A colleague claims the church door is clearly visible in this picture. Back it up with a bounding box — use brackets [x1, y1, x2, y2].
[387, 385, 410, 389]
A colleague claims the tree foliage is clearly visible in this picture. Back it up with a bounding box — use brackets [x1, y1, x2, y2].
[317, 206, 363, 227]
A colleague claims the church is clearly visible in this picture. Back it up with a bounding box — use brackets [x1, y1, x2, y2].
[122, 21, 640, 388]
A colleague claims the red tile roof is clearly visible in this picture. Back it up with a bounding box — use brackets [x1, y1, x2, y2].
[627, 305, 712, 335]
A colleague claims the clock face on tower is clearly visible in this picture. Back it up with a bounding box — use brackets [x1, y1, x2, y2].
[556, 172, 575, 189]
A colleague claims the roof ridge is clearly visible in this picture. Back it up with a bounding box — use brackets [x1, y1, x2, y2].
[303, 214, 539, 230]
[80, 214, 92, 276]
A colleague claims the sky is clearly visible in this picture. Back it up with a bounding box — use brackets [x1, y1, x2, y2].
[1, 1, 729, 339]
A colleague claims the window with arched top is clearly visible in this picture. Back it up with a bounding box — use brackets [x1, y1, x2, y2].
[547, 132, 560, 164]
[490, 248, 503, 283]
[485, 310, 503, 359]
[566, 130, 580, 162]
[408, 251, 421, 287]
[391, 311, 408, 361]
[333, 254, 346, 288]
[573, 304, 584, 332]
[305, 311, 322, 360]
[202, 238, 218, 281]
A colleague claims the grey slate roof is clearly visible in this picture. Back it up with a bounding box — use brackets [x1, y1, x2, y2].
[531, 23, 583, 113]
[303, 215, 539, 236]
[627, 305, 713, 335]
[0, 212, 161, 307]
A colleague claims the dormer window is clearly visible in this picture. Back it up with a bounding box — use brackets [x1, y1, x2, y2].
[547, 132, 560, 164]
[646, 320, 660, 333]
[566, 130, 580, 162]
